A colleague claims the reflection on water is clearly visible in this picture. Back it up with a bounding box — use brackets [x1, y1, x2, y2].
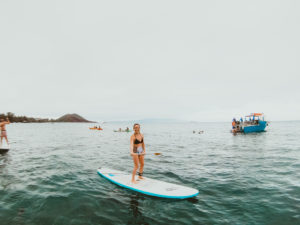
[127, 194, 149, 225]
[0, 153, 11, 191]
[187, 197, 198, 204]
[14, 207, 25, 225]
[0, 152, 11, 171]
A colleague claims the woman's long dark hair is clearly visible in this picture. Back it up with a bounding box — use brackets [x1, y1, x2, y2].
[133, 123, 140, 129]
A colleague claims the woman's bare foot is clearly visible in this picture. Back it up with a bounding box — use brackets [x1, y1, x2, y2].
[138, 176, 145, 180]
[131, 180, 139, 184]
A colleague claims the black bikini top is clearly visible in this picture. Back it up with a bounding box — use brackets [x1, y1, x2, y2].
[134, 134, 143, 144]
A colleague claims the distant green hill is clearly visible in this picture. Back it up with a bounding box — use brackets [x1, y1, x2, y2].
[56, 114, 92, 122]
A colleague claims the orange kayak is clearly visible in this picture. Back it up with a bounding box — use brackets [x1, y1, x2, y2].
[89, 128, 103, 130]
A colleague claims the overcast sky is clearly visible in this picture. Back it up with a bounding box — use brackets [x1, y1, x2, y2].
[0, 0, 299, 122]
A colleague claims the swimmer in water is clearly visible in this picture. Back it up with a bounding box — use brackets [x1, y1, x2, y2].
[130, 123, 146, 184]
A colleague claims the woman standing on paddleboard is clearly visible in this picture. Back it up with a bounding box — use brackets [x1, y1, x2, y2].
[130, 123, 146, 184]
[0, 117, 10, 147]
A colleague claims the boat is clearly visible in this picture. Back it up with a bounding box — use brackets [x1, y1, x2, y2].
[232, 113, 268, 134]
[89, 127, 103, 130]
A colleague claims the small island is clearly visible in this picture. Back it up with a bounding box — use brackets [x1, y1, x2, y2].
[0, 112, 93, 123]
[56, 114, 93, 122]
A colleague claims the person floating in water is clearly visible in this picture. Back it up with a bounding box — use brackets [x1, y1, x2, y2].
[0, 117, 10, 147]
[193, 130, 203, 134]
[130, 123, 146, 184]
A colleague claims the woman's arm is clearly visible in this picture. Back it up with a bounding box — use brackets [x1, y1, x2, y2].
[130, 136, 137, 156]
[142, 135, 146, 154]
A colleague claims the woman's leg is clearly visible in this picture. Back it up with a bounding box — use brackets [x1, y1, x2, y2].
[131, 155, 139, 183]
[5, 136, 9, 145]
[138, 155, 144, 179]
[3, 133, 8, 145]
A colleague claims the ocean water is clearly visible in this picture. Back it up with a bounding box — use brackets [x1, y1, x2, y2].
[0, 122, 299, 225]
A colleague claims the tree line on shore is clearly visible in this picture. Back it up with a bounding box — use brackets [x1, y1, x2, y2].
[0, 112, 55, 123]
[0, 112, 91, 123]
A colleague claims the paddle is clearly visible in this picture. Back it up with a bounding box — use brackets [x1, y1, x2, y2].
[154, 153, 162, 155]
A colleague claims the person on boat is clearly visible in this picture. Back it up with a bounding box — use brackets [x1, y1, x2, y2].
[118, 128, 122, 132]
[125, 127, 129, 132]
[232, 118, 236, 129]
[0, 117, 10, 147]
[130, 123, 146, 184]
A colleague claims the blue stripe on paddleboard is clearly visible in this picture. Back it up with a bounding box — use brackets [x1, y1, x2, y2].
[97, 171, 199, 199]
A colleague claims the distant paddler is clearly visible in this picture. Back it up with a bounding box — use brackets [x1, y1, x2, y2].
[0, 117, 10, 147]
[130, 123, 146, 184]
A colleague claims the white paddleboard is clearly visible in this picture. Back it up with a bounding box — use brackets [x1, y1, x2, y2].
[97, 168, 199, 199]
